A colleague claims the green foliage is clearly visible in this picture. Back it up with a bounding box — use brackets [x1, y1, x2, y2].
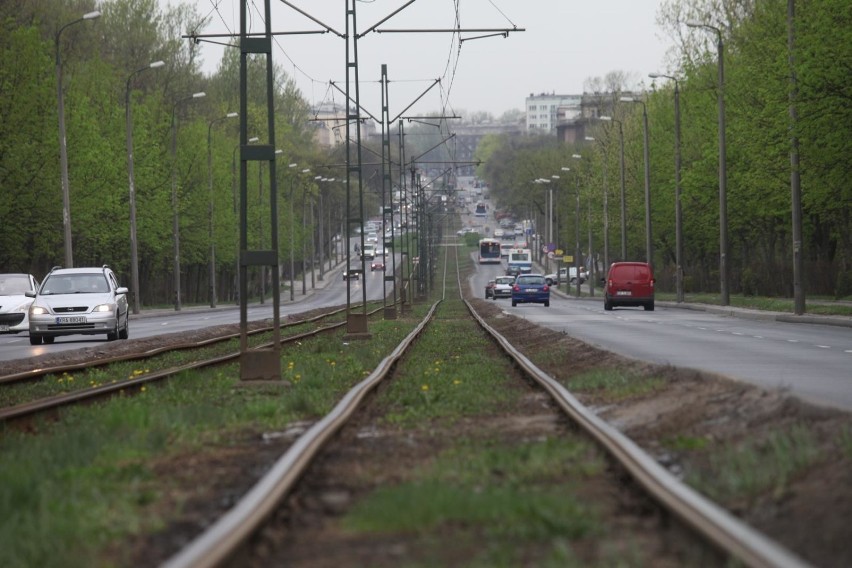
[0, 0, 337, 307]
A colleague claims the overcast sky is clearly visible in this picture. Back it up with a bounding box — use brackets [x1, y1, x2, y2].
[165, 0, 676, 117]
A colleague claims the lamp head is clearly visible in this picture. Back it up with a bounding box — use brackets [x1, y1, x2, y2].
[619, 96, 635, 103]
[193, 92, 206, 99]
[83, 11, 101, 19]
[226, 112, 238, 118]
[150, 60, 165, 69]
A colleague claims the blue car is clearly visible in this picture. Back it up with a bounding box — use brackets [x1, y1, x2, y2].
[511, 274, 550, 307]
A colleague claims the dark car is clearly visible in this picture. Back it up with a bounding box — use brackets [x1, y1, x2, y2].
[511, 274, 550, 307]
[603, 261, 655, 311]
[506, 265, 521, 277]
[342, 267, 361, 280]
[485, 279, 495, 299]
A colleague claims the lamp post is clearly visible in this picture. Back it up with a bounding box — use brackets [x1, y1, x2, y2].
[171, 91, 206, 311]
[289, 167, 310, 301]
[562, 161, 582, 298]
[619, 97, 653, 267]
[207, 112, 238, 308]
[599, 116, 626, 260]
[687, 21, 728, 305]
[56, 10, 101, 268]
[534, 178, 552, 273]
[584, 135, 602, 293]
[649, 73, 684, 302]
[232, 137, 259, 304]
[125, 59, 164, 314]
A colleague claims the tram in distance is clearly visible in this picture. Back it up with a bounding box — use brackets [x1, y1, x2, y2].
[479, 238, 502, 264]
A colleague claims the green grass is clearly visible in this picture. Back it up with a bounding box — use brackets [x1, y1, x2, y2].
[685, 423, 823, 502]
[567, 369, 666, 401]
[655, 291, 852, 316]
[0, 321, 328, 407]
[0, 317, 418, 568]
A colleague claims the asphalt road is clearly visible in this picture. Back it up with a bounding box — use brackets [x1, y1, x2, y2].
[471, 256, 852, 413]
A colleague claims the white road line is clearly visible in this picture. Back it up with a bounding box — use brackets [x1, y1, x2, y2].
[816, 345, 830, 349]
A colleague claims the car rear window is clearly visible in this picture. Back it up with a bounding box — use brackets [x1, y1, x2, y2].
[517, 276, 545, 285]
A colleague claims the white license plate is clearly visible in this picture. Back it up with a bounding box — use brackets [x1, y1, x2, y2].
[616, 290, 632, 296]
[56, 316, 86, 324]
[0, 325, 9, 332]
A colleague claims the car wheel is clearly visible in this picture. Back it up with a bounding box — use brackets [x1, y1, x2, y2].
[570, 277, 577, 284]
[43, 336, 55, 344]
[545, 278, 553, 286]
[604, 299, 613, 311]
[119, 313, 129, 339]
[107, 320, 119, 341]
[511, 300, 517, 307]
[645, 302, 655, 311]
[29, 335, 42, 345]
[544, 301, 550, 307]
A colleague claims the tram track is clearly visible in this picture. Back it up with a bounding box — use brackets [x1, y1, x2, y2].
[0, 304, 384, 425]
[158, 238, 809, 568]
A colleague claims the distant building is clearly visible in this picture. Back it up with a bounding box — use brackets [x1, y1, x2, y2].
[310, 102, 375, 148]
[525, 91, 635, 144]
[525, 93, 582, 133]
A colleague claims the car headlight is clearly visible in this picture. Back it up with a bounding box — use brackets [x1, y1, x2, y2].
[12, 300, 33, 313]
[30, 305, 50, 316]
[93, 304, 115, 313]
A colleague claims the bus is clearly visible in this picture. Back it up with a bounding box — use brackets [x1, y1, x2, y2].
[506, 248, 533, 275]
[474, 202, 487, 218]
[478, 238, 502, 264]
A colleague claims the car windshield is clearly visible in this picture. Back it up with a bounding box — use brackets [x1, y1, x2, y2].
[0, 275, 31, 295]
[517, 276, 545, 286]
[42, 274, 109, 294]
[496, 277, 515, 285]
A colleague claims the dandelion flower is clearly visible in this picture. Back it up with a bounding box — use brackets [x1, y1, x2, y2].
[421, 384, 429, 392]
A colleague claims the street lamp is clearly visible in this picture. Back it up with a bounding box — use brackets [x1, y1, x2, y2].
[289, 167, 310, 301]
[560, 165, 583, 298]
[232, 137, 259, 304]
[599, 115, 627, 260]
[534, 178, 552, 273]
[171, 91, 206, 311]
[649, 73, 684, 302]
[56, 10, 101, 268]
[584, 135, 602, 294]
[687, 21, 728, 305]
[207, 112, 238, 308]
[619, 96, 653, 267]
[125, 59, 164, 314]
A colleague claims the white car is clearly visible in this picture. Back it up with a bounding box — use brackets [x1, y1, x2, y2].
[491, 275, 516, 299]
[545, 267, 587, 286]
[0, 273, 39, 334]
[27, 266, 129, 345]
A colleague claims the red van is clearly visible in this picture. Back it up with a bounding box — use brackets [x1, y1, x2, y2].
[603, 262, 655, 311]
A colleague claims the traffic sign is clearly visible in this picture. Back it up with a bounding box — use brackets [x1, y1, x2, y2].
[563, 255, 573, 263]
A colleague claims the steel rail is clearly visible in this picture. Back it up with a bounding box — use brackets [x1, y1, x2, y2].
[0, 305, 359, 386]
[161, 301, 442, 568]
[0, 324, 344, 424]
[462, 298, 811, 568]
[1, 304, 388, 424]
